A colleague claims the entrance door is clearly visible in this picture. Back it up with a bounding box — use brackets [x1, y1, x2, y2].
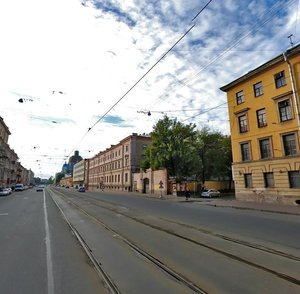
[143, 178, 149, 193]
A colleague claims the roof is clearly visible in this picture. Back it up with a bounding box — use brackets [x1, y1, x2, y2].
[220, 43, 300, 92]
[0, 116, 11, 136]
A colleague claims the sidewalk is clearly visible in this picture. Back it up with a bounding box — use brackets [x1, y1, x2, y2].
[140, 192, 300, 216]
[176, 196, 300, 216]
[90, 189, 300, 216]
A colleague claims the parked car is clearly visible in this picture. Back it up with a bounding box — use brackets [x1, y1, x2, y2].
[0, 188, 10, 196]
[15, 183, 24, 191]
[78, 186, 85, 192]
[201, 189, 220, 198]
[36, 185, 45, 192]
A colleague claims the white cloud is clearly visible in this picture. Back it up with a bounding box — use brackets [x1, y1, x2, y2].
[0, 0, 298, 178]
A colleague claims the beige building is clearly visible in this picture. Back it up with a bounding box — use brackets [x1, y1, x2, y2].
[88, 133, 151, 192]
[0, 116, 29, 187]
[133, 168, 168, 196]
[60, 175, 73, 188]
[221, 45, 300, 204]
[73, 159, 86, 187]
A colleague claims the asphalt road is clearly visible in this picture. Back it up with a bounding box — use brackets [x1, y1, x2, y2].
[64, 189, 300, 253]
[49, 187, 300, 294]
[0, 188, 108, 294]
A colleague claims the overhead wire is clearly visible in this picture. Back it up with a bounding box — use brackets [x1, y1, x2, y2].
[60, 0, 214, 166]
[142, 0, 296, 130]
[148, 0, 297, 110]
[57, 0, 296, 171]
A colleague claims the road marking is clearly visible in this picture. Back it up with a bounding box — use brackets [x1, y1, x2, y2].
[44, 191, 54, 294]
[0, 213, 8, 216]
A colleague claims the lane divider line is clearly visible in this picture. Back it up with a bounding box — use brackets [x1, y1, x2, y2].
[44, 191, 54, 294]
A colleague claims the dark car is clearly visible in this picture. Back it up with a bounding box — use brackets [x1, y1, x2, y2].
[78, 186, 85, 192]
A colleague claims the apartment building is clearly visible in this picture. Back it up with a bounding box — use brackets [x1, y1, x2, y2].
[88, 133, 151, 192]
[73, 159, 85, 187]
[220, 44, 300, 204]
[0, 116, 25, 187]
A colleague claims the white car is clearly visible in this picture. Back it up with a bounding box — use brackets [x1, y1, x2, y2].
[0, 188, 10, 196]
[36, 185, 45, 192]
[201, 189, 220, 198]
[15, 183, 24, 191]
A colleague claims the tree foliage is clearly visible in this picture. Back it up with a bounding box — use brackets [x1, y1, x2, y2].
[141, 116, 198, 180]
[142, 116, 232, 184]
[195, 127, 232, 184]
[55, 172, 65, 184]
[47, 176, 55, 185]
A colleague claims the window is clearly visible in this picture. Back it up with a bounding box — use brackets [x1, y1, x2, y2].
[288, 171, 300, 188]
[125, 173, 128, 182]
[240, 142, 251, 161]
[238, 114, 248, 133]
[253, 81, 263, 97]
[282, 133, 297, 156]
[244, 173, 252, 188]
[264, 172, 274, 188]
[278, 99, 292, 122]
[125, 156, 129, 166]
[259, 138, 271, 159]
[274, 71, 286, 88]
[236, 91, 244, 105]
[257, 108, 267, 127]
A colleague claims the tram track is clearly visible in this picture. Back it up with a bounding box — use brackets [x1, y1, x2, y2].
[50, 188, 300, 290]
[62, 190, 300, 262]
[49, 189, 207, 293]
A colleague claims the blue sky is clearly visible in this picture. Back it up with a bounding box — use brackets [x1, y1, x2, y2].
[0, 0, 299, 178]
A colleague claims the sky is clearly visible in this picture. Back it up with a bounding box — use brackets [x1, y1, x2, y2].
[0, 0, 299, 179]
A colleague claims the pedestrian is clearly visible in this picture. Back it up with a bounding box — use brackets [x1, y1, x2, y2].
[185, 186, 191, 201]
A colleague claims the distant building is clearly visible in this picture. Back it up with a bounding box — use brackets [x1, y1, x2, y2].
[220, 44, 300, 204]
[0, 116, 32, 187]
[62, 162, 69, 174]
[88, 133, 151, 192]
[73, 159, 87, 187]
[68, 150, 82, 175]
[62, 150, 83, 175]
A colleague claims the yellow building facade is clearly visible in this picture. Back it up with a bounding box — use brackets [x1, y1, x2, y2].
[221, 44, 300, 205]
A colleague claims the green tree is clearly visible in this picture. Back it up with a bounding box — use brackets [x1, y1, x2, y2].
[196, 127, 232, 185]
[55, 172, 65, 184]
[142, 116, 199, 179]
[47, 176, 54, 185]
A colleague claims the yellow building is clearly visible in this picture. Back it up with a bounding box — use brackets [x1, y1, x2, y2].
[221, 44, 300, 205]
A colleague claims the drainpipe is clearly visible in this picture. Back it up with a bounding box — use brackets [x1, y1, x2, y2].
[283, 52, 300, 126]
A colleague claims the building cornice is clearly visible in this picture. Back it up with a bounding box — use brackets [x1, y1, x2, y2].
[220, 44, 300, 92]
[234, 107, 250, 115]
[271, 90, 293, 100]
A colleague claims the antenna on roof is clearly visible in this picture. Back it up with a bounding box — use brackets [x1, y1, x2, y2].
[288, 34, 294, 47]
